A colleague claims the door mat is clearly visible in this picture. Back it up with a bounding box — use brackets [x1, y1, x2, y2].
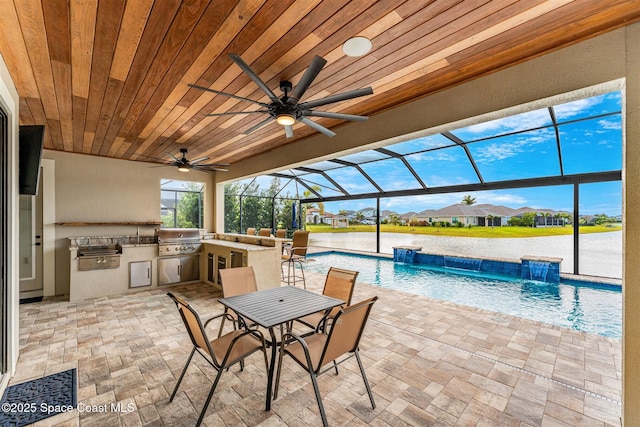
[19, 297, 43, 304]
[0, 368, 77, 427]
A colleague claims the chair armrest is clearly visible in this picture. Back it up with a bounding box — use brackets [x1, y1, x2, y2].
[281, 331, 312, 349]
[219, 328, 268, 364]
[203, 312, 235, 328]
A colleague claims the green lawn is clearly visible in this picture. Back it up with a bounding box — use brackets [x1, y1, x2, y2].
[305, 223, 622, 238]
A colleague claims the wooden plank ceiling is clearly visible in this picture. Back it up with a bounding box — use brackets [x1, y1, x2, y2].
[0, 0, 638, 170]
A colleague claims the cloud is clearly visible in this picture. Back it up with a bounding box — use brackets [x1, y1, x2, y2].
[598, 118, 621, 130]
[458, 108, 551, 137]
[553, 97, 600, 118]
[408, 150, 460, 162]
[471, 128, 555, 163]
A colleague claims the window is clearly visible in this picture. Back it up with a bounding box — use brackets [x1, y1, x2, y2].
[161, 180, 204, 228]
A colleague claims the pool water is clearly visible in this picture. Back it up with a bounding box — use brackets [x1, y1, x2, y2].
[305, 252, 622, 338]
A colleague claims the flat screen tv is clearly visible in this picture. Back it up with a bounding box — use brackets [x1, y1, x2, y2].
[18, 125, 44, 195]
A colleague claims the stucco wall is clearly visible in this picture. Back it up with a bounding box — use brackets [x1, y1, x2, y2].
[622, 22, 640, 427]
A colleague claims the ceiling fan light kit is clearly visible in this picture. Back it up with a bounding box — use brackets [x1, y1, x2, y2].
[190, 53, 373, 138]
[276, 113, 296, 126]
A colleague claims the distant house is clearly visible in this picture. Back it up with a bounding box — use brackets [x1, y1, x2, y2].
[331, 215, 349, 228]
[305, 207, 319, 224]
[408, 203, 569, 227]
[359, 207, 377, 219]
[311, 204, 570, 228]
[305, 207, 338, 225]
[411, 204, 511, 226]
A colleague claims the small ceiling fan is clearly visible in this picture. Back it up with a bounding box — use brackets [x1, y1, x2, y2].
[188, 53, 374, 138]
[150, 148, 229, 173]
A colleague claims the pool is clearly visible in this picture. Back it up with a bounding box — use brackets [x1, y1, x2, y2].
[305, 252, 622, 338]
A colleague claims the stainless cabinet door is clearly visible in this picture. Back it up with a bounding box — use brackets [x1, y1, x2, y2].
[130, 261, 151, 288]
[158, 257, 181, 285]
[180, 254, 200, 282]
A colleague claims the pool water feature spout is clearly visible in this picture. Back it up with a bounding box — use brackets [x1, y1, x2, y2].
[529, 261, 550, 281]
[444, 256, 482, 271]
[393, 246, 422, 263]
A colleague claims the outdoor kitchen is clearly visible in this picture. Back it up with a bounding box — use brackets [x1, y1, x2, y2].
[67, 228, 285, 301]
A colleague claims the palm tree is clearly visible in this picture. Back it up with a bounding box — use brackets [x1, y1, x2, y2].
[558, 212, 572, 226]
[540, 212, 550, 226]
[462, 195, 476, 205]
[303, 185, 323, 214]
[487, 214, 496, 229]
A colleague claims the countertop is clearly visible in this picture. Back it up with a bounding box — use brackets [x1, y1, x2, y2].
[201, 239, 278, 251]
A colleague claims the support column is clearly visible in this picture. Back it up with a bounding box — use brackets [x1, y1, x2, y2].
[623, 22, 640, 426]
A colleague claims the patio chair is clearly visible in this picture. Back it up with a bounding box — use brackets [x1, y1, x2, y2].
[246, 227, 256, 235]
[296, 267, 358, 332]
[167, 292, 269, 427]
[218, 266, 258, 336]
[281, 230, 310, 288]
[274, 296, 378, 427]
[275, 228, 287, 238]
[258, 228, 272, 237]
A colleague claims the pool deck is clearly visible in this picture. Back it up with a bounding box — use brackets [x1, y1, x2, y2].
[13, 270, 621, 426]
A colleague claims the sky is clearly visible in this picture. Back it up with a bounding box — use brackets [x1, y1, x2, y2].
[230, 91, 623, 217]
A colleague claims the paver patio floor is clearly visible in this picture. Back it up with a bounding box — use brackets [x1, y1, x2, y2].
[13, 270, 621, 426]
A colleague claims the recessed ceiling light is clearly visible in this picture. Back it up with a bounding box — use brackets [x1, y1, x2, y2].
[342, 37, 372, 57]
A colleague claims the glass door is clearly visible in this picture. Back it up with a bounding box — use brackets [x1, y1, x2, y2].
[18, 190, 43, 294]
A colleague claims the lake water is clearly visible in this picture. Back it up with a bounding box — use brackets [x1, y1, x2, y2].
[308, 230, 622, 279]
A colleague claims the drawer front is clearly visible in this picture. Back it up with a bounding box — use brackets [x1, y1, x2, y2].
[78, 256, 121, 271]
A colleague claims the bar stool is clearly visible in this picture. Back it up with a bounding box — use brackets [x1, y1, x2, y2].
[281, 230, 309, 288]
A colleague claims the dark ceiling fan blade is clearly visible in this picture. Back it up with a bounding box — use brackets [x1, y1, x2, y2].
[206, 110, 269, 117]
[303, 110, 369, 121]
[244, 116, 275, 134]
[299, 87, 373, 110]
[299, 117, 336, 137]
[284, 125, 294, 138]
[228, 53, 283, 105]
[191, 164, 229, 172]
[188, 83, 270, 108]
[167, 152, 181, 162]
[190, 156, 209, 164]
[288, 55, 327, 106]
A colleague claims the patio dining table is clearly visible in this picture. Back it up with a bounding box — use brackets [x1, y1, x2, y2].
[217, 285, 344, 411]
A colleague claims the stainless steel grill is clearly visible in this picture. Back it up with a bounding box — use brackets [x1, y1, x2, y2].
[77, 244, 122, 270]
[156, 228, 202, 256]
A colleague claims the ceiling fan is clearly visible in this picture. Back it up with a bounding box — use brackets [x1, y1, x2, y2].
[188, 53, 374, 138]
[150, 148, 229, 173]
